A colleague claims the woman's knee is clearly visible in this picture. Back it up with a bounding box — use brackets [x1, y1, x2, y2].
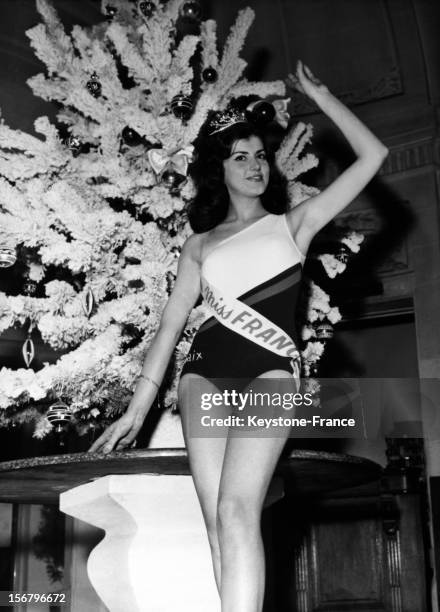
[216, 494, 260, 538]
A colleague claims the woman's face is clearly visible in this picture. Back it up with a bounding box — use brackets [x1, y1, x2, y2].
[222, 136, 270, 200]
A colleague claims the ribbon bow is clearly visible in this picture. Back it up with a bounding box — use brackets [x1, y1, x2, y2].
[272, 98, 291, 129]
[147, 145, 194, 178]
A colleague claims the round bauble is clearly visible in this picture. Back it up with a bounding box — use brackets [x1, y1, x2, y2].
[105, 4, 117, 18]
[202, 67, 218, 83]
[121, 126, 142, 146]
[161, 169, 187, 193]
[47, 401, 73, 435]
[247, 100, 275, 125]
[0, 246, 16, 268]
[138, 1, 156, 17]
[180, 1, 201, 20]
[170, 94, 193, 120]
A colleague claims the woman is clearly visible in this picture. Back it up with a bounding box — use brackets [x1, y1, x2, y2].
[90, 60, 388, 611]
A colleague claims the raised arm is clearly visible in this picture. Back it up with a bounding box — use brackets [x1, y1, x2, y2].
[89, 233, 202, 453]
[285, 60, 388, 253]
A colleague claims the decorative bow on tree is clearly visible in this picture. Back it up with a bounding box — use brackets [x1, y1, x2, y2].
[147, 146, 194, 181]
[272, 98, 291, 129]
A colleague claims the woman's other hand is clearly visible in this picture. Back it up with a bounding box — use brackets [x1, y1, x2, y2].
[88, 410, 145, 454]
[285, 59, 329, 101]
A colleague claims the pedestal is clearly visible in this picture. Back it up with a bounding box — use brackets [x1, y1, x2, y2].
[0, 449, 382, 612]
[60, 474, 219, 612]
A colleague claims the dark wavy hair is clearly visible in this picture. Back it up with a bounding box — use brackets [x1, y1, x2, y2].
[187, 118, 289, 233]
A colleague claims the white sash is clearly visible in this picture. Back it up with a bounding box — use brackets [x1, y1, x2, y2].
[201, 275, 301, 380]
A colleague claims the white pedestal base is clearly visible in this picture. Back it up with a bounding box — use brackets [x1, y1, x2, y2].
[60, 475, 219, 612]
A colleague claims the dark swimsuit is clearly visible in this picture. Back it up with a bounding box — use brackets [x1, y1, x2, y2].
[180, 213, 305, 391]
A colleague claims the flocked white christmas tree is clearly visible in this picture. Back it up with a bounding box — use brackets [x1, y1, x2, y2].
[0, 0, 363, 437]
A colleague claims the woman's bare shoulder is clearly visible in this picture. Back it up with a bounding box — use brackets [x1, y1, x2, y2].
[180, 232, 208, 265]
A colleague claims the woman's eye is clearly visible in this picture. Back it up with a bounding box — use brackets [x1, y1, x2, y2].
[258, 153, 267, 160]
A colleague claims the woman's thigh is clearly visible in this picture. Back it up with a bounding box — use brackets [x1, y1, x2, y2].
[218, 369, 295, 509]
[178, 373, 230, 528]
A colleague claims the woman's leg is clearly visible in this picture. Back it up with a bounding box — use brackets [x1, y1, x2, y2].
[177, 373, 229, 592]
[217, 370, 295, 612]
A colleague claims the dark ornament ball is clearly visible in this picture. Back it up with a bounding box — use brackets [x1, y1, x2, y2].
[105, 4, 117, 18]
[161, 170, 186, 193]
[170, 94, 193, 120]
[180, 1, 201, 20]
[86, 72, 102, 98]
[202, 67, 218, 83]
[138, 1, 156, 17]
[121, 126, 142, 146]
[127, 279, 145, 289]
[247, 100, 275, 125]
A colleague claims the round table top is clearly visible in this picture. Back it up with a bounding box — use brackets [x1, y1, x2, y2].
[0, 448, 382, 504]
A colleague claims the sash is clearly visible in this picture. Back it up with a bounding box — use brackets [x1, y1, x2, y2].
[201, 275, 301, 381]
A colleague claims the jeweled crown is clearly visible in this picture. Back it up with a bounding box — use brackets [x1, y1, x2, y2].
[207, 108, 248, 136]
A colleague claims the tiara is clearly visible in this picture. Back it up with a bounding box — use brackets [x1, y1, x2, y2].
[207, 108, 248, 136]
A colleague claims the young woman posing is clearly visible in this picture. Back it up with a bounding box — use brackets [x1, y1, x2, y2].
[90, 60, 388, 611]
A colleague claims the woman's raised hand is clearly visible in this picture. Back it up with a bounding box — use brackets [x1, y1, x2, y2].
[285, 59, 329, 101]
[88, 410, 145, 454]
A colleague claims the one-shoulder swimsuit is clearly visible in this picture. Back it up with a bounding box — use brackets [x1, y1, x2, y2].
[180, 212, 305, 390]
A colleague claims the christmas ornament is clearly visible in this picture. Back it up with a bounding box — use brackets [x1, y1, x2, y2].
[127, 279, 144, 289]
[0, 245, 16, 268]
[121, 323, 144, 351]
[170, 94, 193, 120]
[82, 287, 95, 317]
[147, 146, 193, 179]
[316, 322, 334, 340]
[310, 364, 319, 376]
[161, 169, 187, 194]
[105, 4, 117, 18]
[86, 72, 102, 98]
[22, 327, 35, 369]
[23, 280, 38, 296]
[246, 100, 276, 125]
[138, 1, 156, 17]
[335, 244, 349, 264]
[121, 126, 142, 146]
[66, 135, 82, 156]
[46, 401, 73, 436]
[180, 1, 201, 20]
[202, 67, 218, 83]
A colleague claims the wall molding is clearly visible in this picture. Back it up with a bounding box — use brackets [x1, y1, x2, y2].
[292, 65, 404, 115]
[317, 135, 439, 183]
[379, 136, 439, 176]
